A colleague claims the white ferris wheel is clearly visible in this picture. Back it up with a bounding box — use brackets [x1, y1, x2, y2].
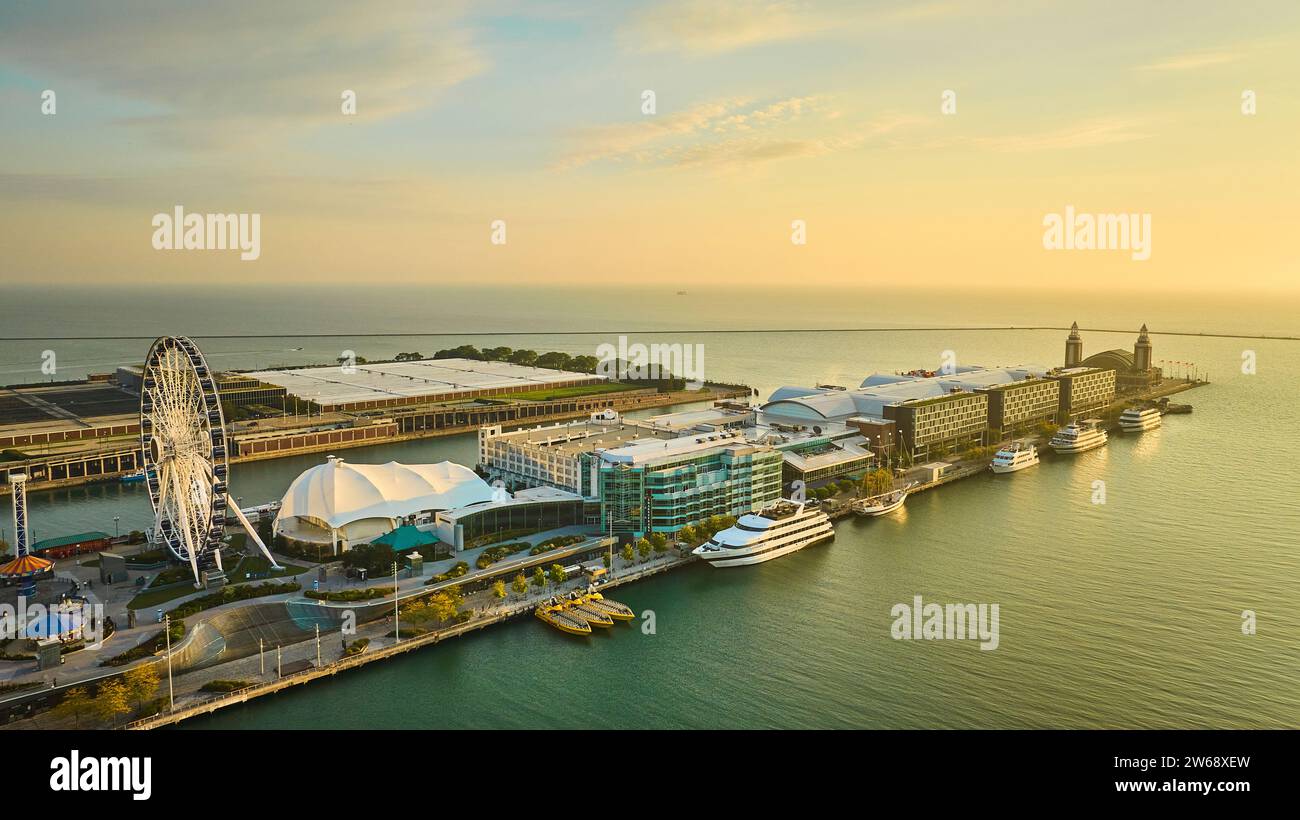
[140, 336, 280, 587]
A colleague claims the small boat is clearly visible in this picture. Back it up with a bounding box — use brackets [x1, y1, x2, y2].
[563, 592, 614, 628]
[534, 597, 591, 635]
[120, 470, 146, 484]
[1118, 406, 1162, 432]
[852, 483, 915, 517]
[990, 442, 1039, 474]
[1049, 420, 1108, 454]
[580, 591, 635, 621]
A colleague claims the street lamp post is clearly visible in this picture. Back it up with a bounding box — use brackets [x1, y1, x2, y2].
[393, 561, 400, 643]
[259, 637, 264, 675]
[163, 614, 174, 712]
[112, 516, 120, 538]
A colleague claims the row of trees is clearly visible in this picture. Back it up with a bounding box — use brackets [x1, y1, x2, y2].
[490, 563, 572, 603]
[677, 516, 737, 548]
[426, 345, 601, 374]
[54, 664, 161, 727]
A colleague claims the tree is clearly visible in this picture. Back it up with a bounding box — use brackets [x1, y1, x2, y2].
[428, 591, 460, 622]
[92, 678, 132, 724]
[483, 346, 513, 362]
[511, 573, 528, 597]
[52, 686, 96, 727]
[637, 538, 651, 562]
[549, 564, 566, 585]
[601, 553, 611, 568]
[569, 355, 598, 374]
[536, 351, 573, 371]
[122, 664, 161, 713]
[621, 544, 635, 564]
[652, 533, 669, 559]
[677, 525, 697, 546]
[435, 345, 484, 360]
[863, 468, 894, 497]
[509, 349, 538, 367]
[491, 579, 507, 601]
[532, 566, 546, 587]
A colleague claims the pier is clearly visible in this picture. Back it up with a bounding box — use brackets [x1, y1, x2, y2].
[121, 546, 694, 730]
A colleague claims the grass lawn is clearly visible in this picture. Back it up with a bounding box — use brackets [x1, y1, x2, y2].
[126, 557, 309, 610]
[503, 381, 644, 402]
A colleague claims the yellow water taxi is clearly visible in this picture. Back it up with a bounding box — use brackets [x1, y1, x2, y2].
[562, 592, 614, 627]
[577, 591, 635, 621]
[535, 598, 591, 636]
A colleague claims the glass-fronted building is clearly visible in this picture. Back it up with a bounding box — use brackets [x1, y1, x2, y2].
[582, 433, 783, 539]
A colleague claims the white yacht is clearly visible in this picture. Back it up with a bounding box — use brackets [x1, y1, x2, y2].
[1118, 406, 1162, 432]
[990, 442, 1039, 474]
[1049, 420, 1108, 454]
[692, 501, 834, 567]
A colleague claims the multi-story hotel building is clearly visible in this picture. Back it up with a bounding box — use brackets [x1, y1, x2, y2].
[978, 376, 1061, 438]
[1048, 366, 1116, 422]
[884, 390, 989, 461]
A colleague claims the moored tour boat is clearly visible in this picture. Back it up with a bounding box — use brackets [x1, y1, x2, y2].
[1118, 406, 1162, 432]
[693, 500, 834, 567]
[1049, 420, 1108, 454]
[990, 442, 1039, 474]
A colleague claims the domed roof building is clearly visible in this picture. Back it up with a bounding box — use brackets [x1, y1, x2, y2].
[273, 457, 497, 551]
[1069, 323, 1162, 393]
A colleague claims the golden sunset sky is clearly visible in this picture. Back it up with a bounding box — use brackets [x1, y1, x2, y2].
[1, 1, 1296, 291]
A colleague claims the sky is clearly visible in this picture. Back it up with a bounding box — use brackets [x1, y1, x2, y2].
[0, 0, 1296, 292]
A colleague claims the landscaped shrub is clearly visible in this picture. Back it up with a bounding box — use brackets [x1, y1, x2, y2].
[200, 679, 249, 693]
[475, 543, 530, 569]
[170, 582, 300, 619]
[529, 534, 585, 555]
[304, 587, 389, 602]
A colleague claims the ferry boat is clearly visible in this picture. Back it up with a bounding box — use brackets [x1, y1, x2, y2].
[692, 501, 834, 567]
[1049, 420, 1108, 454]
[534, 597, 592, 635]
[990, 442, 1039, 474]
[120, 470, 146, 484]
[1118, 406, 1162, 432]
[851, 483, 915, 517]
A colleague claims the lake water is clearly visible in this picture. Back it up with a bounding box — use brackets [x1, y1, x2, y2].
[1, 285, 1296, 728]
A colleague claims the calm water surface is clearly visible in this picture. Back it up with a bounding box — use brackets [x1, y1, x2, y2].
[1, 286, 1296, 728]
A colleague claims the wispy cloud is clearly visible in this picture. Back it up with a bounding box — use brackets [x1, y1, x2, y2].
[621, 0, 976, 55]
[556, 96, 918, 171]
[622, 0, 829, 54]
[972, 118, 1151, 152]
[1136, 50, 1239, 72]
[0, 0, 484, 151]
